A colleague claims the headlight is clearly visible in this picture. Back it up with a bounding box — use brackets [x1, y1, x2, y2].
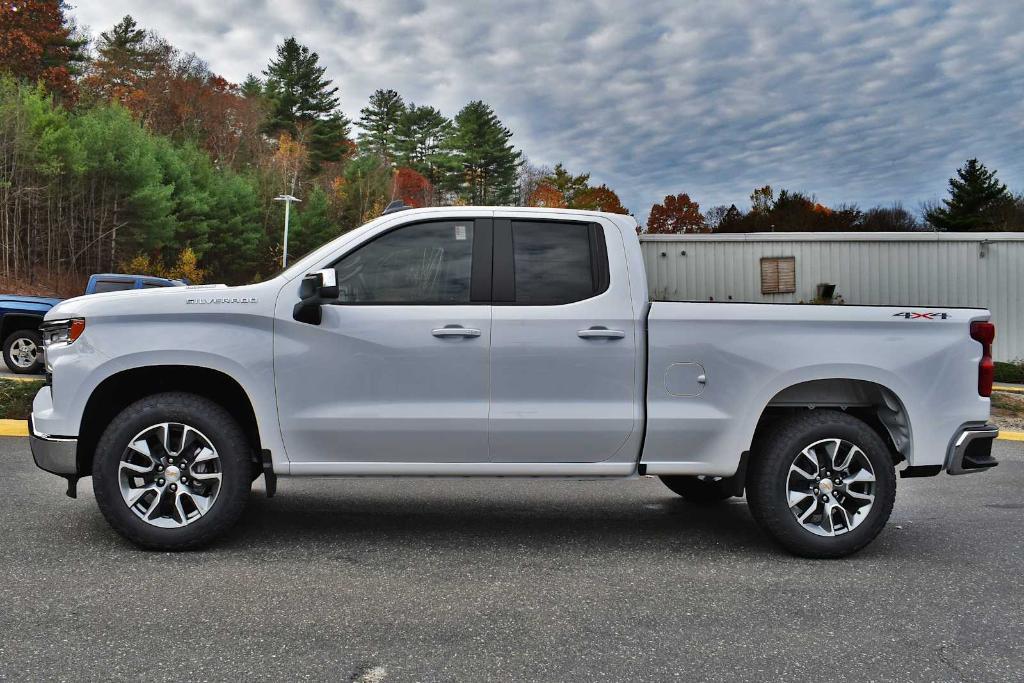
[40, 318, 86, 347]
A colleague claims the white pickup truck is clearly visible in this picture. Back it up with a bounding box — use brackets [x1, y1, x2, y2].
[29, 207, 1000, 557]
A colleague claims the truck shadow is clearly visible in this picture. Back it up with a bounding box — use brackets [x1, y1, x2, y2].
[222, 480, 776, 556]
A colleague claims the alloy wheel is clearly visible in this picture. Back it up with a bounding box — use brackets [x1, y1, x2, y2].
[10, 337, 38, 368]
[785, 438, 876, 537]
[118, 423, 222, 529]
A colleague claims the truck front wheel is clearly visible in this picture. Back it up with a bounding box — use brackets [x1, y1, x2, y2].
[746, 410, 896, 558]
[3, 329, 43, 374]
[92, 392, 252, 550]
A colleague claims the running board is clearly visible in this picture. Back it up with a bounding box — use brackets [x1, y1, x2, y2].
[285, 461, 636, 478]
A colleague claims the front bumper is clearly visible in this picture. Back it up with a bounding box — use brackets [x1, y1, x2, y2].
[29, 415, 78, 476]
[945, 423, 1000, 475]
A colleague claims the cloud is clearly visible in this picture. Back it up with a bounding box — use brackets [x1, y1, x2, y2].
[71, 0, 1024, 220]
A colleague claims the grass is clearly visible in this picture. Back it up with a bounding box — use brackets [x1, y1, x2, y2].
[0, 378, 44, 420]
[995, 361, 1024, 384]
[992, 391, 1024, 416]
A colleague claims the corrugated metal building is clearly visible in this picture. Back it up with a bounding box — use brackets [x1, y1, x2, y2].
[640, 232, 1024, 362]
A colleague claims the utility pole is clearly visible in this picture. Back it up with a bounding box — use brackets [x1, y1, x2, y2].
[273, 194, 301, 268]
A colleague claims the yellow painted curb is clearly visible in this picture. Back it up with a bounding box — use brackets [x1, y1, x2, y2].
[0, 419, 28, 437]
[994, 384, 1024, 394]
[999, 431, 1024, 442]
[0, 375, 44, 383]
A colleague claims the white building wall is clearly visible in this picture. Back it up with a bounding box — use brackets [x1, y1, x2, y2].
[640, 232, 1024, 362]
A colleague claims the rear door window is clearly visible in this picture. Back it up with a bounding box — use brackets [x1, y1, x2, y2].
[510, 221, 605, 305]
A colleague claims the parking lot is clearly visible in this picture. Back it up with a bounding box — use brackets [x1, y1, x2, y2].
[1, 437, 1021, 682]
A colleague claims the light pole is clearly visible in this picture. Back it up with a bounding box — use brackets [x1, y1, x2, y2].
[273, 194, 301, 268]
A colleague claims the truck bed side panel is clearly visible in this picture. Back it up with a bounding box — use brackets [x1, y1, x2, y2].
[642, 302, 991, 475]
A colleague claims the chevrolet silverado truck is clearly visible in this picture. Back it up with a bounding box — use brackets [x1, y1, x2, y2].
[29, 207, 1000, 557]
[1, 274, 185, 374]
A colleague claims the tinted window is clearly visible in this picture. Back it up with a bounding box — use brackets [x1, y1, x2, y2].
[334, 221, 474, 304]
[142, 281, 170, 288]
[512, 222, 596, 304]
[92, 280, 134, 293]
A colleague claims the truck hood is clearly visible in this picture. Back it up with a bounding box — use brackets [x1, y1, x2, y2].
[0, 294, 63, 306]
[44, 282, 279, 321]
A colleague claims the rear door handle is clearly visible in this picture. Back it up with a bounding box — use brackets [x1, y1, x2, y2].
[432, 326, 481, 338]
[577, 328, 625, 339]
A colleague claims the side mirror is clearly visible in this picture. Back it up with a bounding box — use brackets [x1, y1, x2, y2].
[293, 269, 339, 324]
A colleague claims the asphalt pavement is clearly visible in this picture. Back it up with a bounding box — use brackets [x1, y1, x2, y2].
[1, 438, 1022, 682]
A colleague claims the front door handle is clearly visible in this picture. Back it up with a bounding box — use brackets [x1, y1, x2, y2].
[432, 326, 481, 338]
[577, 328, 625, 339]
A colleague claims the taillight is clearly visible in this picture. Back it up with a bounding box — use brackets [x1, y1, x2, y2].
[970, 321, 995, 397]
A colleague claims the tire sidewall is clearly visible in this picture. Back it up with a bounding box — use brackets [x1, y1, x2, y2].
[92, 393, 250, 549]
[3, 330, 43, 374]
[752, 413, 896, 557]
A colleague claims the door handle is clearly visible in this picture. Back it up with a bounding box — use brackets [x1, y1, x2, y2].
[432, 326, 481, 338]
[577, 328, 625, 339]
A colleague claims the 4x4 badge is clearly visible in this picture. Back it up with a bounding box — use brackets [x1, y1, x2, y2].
[893, 311, 948, 320]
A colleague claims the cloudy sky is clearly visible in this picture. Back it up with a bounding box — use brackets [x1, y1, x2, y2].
[71, 0, 1023, 218]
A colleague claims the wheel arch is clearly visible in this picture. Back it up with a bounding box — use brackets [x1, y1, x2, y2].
[76, 365, 262, 475]
[1, 313, 44, 340]
[751, 378, 912, 466]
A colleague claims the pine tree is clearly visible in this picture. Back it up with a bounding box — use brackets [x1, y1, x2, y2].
[240, 74, 262, 98]
[262, 37, 349, 166]
[289, 185, 336, 258]
[395, 103, 455, 198]
[86, 15, 160, 100]
[543, 163, 591, 207]
[446, 100, 522, 205]
[356, 88, 405, 162]
[926, 159, 1012, 231]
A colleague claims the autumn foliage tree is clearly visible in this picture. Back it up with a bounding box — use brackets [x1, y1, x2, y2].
[645, 193, 706, 233]
[0, 0, 85, 101]
[574, 184, 628, 214]
[542, 163, 590, 206]
[393, 166, 433, 208]
[527, 183, 566, 208]
[525, 164, 628, 214]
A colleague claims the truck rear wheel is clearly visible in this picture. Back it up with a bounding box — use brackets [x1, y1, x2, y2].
[92, 392, 251, 550]
[746, 410, 896, 558]
[659, 475, 734, 503]
[3, 329, 43, 374]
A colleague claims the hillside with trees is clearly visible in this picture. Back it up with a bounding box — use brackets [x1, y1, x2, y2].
[0, 3, 1020, 292]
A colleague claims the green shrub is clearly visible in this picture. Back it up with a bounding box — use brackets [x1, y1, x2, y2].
[0, 379, 44, 420]
[994, 361, 1024, 384]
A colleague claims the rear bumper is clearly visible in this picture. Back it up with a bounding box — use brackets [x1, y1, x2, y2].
[945, 423, 999, 475]
[29, 415, 78, 476]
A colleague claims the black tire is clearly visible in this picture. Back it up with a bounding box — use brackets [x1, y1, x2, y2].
[659, 475, 735, 504]
[3, 329, 44, 374]
[746, 410, 896, 559]
[92, 392, 251, 550]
